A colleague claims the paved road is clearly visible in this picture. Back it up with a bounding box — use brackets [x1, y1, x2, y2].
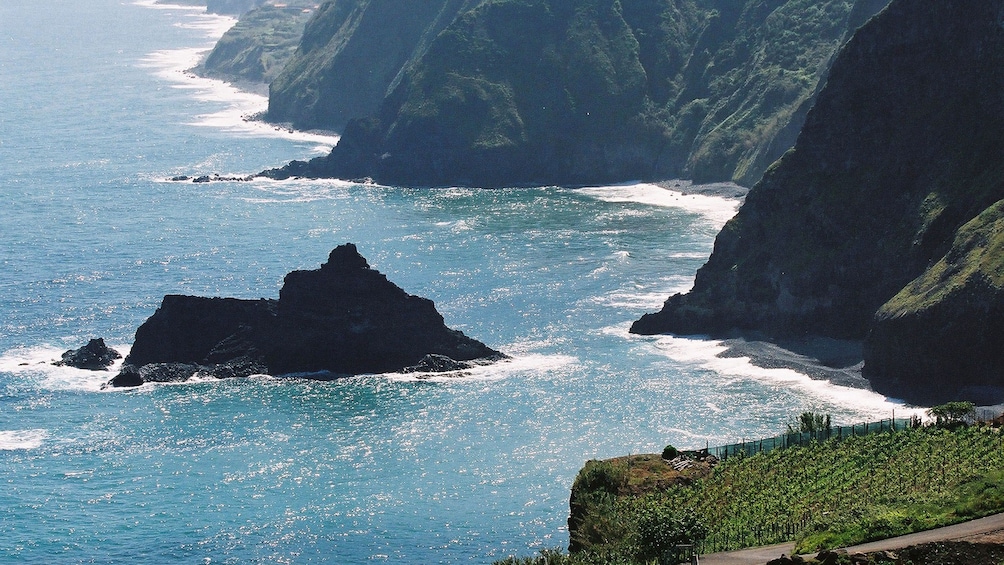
[698, 513, 1004, 565]
[698, 542, 795, 565]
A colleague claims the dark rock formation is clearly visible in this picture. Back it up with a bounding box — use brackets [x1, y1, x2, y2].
[632, 0, 1004, 404]
[109, 244, 504, 387]
[261, 0, 887, 187]
[54, 338, 122, 371]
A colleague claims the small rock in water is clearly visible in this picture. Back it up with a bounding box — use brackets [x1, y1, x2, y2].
[54, 338, 122, 371]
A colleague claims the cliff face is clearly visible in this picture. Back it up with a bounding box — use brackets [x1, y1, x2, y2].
[267, 0, 482, 131]
[865, 202, 1004, 405]
[633, 0, 1004, 404]
[199, 3, 318, 86]
[262, 0, 886, 187]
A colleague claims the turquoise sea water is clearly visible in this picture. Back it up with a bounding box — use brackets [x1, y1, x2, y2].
[0, 2, 917, 563]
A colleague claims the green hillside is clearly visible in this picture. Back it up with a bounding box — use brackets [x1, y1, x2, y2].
[199, 2, 318, 87]
[262, 0, 887, 187]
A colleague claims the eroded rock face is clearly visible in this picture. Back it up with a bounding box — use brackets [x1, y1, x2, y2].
[54, 338, 122, 371]
[110, 244, 504, 387]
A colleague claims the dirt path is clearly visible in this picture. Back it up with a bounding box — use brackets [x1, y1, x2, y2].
[698, 513, 1004, 564]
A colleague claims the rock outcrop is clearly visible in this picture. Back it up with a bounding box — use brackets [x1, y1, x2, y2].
[54, 338, 122, 371]
[110, 244, 504, 387]
[864, 201, 1004, 405]
[632, 0, 1004, 404]
[261, 0, 887, 187]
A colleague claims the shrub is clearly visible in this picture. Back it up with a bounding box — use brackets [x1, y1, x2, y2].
[927, 401, 975, 428]
[574, 460, 627, 495]
[662, 444, 678, 460]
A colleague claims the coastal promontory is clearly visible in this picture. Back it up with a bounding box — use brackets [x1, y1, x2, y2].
[261, 0, 887, 188]
[110, 244, 504, 387]
[632, 0, 1004, 405]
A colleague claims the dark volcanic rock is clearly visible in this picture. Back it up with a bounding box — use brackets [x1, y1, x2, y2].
[632, 0, 1004, 404]
[109, 364, 144, 388]
[54, 338, 122, 371]
[110, 244, 504, 387]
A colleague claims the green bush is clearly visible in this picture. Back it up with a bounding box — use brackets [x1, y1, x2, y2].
[574, 460, 627, 495]
[662, 444, 678, 460]
[927, 401, 976, 428]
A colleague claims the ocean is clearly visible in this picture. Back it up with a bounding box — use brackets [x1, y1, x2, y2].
[0, 1, 919, 563]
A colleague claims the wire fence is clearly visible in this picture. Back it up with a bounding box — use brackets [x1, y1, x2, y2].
[707, 417, 919, 462]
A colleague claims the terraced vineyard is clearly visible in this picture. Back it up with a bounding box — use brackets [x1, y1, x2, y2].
[537, 423, 1004, 564]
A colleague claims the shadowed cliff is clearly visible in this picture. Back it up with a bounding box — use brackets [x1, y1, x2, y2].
[633, 0, 1004, 404]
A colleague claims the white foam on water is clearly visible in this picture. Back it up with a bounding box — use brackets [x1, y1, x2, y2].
[0, 344, 130, 392]
[622, 332, 926, 419]
[135, 3, 338, 151]
[576, 183, 741, 228]
[0, 429, 48, 451]
[384, 354, 578, 384]
[132, 0, 206, 11]
[236, 176, 367, 203]
[591, 277, 694, 311]
[383, 340, 578, 384]
[132, 1, 235, 36]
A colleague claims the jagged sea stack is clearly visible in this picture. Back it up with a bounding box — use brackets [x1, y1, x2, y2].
[110, 244, 504, 387]
[632, 0, 1004, 405]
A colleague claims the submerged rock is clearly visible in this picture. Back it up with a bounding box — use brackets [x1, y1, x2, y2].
[54, 338, 121, 371]
[109, 244, 505, 387]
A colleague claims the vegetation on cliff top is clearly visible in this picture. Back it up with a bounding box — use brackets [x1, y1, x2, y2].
[267, 0, 482, 132]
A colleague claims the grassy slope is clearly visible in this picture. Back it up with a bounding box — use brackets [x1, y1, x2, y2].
[566, 425, 1004, 562]
[633, 0, 1004, 365]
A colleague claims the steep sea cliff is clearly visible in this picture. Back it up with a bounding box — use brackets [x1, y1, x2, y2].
[633, 0, 1004, 405]
[262, 0, 888, 188]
